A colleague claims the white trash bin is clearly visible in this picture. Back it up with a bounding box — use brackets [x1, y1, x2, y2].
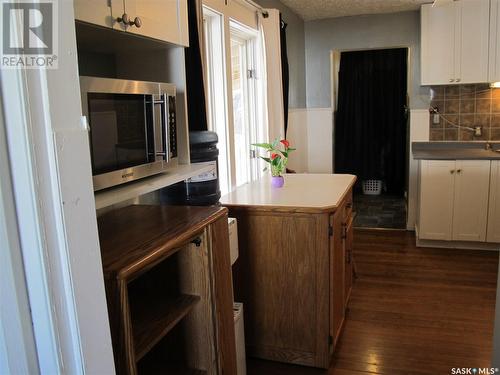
[234, 302, 246, 375]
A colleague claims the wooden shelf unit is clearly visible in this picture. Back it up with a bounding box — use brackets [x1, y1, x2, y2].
[98, 205, 237, 375]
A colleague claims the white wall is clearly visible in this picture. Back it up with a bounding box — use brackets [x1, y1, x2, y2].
[287, 108, 333, 174]
[287, 109, 309, 172]
[307, 108, 333, 173]
[305, 11, 430, 110]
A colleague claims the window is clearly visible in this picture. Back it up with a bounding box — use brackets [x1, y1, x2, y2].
[203, 7, 266, 192]
[230, 22, 265, 187]
[231, 31, 255, 186]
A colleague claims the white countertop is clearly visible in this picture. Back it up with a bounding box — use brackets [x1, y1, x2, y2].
[220, 173, 356, 212]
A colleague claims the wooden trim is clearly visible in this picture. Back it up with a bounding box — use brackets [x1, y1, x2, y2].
[314, 214, 331, 368]
[118, 279, 135, 375]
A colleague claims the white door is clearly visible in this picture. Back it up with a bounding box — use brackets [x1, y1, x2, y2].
[74, 0, 117, 28]
[421, 3, 456, 85]
[124, 0, 188, 46]
[419, 160, 456, 240]
[456, 0, 490, 84]
[452, 160, 491, 242]
[490, 0, 500, 82]
[488, 161, 500, 243]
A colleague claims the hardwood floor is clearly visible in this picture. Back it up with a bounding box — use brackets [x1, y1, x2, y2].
[248, 229, 499, 375]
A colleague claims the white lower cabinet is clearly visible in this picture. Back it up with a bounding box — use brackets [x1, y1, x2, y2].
[452, 161, 491, 242]
[419, 160, 492, 242]
[419, 160, 455, 240]
[488, 161, 500, 243]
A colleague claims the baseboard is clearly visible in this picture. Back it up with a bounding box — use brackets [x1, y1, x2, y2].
[415, 226, 500, 250]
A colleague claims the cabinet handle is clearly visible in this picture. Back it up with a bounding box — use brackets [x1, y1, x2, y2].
[116, 13, 142, 28]
[450, 170, 455, 174]
[449, 79, 455, 83]
[191, 237, 202, 247]
[456, 78, 461, 82]
[131, 16, 142, 28]
[457, 169, 462, 174]
[341, 223, 347, 239]
[116, 13, 130, 25]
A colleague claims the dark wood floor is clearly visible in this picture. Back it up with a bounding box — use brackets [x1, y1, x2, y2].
[248, 229, 499, 375]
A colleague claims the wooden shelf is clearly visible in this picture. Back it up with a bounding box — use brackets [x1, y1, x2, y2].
[94, 163, 214, 210]
[132, 294, 201, 361]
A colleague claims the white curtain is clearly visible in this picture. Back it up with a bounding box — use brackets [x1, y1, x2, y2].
[260, 9, 285, 143]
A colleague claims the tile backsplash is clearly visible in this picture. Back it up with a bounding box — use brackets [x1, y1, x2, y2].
[429, 84, 500, 141]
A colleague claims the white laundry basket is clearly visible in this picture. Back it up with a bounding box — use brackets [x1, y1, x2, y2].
[362, 179, 382, 195]
[234, 303, 246, 375]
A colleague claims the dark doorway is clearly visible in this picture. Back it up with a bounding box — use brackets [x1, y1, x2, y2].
[334, 48, 408, 229]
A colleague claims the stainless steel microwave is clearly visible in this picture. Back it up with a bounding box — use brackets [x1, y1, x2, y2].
[80, 76, 178, 191]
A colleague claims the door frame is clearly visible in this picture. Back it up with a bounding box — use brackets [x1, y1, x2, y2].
[0, 1, 115, 373]
[330, 46, 412, 227]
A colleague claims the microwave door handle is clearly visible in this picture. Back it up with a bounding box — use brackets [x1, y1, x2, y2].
[148, 96, 158, 161]
[151, 96, 167, 161]
[144, 97, 152, 161]
[161, 93, 170, 163]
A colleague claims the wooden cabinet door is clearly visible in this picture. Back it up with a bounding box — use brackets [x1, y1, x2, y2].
[178, 231, 218, 373]
[208, 216, 237, 374]
[452, 160, 490, 242]
[490, 0, 500, 82]
[457, 0, 490, 84]
[421, 3, 456, 85]
[488, 161, 500, 243]
[74, 0, 119, 28]
[124, 0, 189, 46]
[419, 160, 455, 240]
[330, 210, 345, 351]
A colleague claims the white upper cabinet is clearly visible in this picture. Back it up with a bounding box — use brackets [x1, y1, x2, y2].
[74, 0, 116, 28]
[490, 0, 500, 81]
[458, 0, 491, 84]
[487, 161, 500, 243]
[421, 3, 456, 85]
[452, 160, 491, 242]
[74, 0, 189, 47]
[421, 0, 490, 85]
[124, 0, 189, 46]
[418, 160, 455, 240]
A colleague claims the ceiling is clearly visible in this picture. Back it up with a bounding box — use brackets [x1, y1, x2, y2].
[279, 0, 432, 21]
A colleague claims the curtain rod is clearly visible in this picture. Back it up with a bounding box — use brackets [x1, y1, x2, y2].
[240, 0, 269, 18]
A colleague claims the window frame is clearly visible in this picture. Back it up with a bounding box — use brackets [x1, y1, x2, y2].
[203, 4, 266, 191]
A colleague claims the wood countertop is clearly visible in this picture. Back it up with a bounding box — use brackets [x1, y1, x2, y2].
[97, 205, 227, 279]
[220, 174, 356, 213]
